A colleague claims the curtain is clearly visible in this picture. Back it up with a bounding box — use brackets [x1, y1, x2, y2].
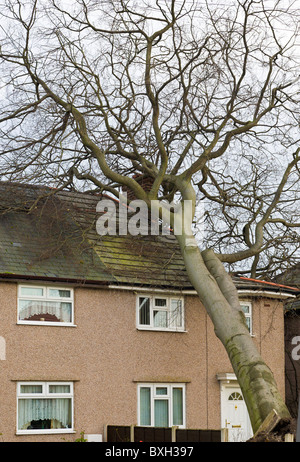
[19, 300, 72, 322]
[154, 400, 168, 427]
[48, 289, 71, 298]
[20, 385, 43, 394]
[139, 387, 151, 426]
[139, 297, 150, 325]
[20, 287, 43, 297]
[153, 310, 167, 328]
[49, 385, 70, 394]
[172, 388, 183, 426]
[170, 300, 182, 328]
[18, 398, 71, 430]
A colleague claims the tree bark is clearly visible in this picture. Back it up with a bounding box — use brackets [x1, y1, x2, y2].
[175, 230, 291, 433]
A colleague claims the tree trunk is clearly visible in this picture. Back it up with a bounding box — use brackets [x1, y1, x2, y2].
[175, 230, 291, 433]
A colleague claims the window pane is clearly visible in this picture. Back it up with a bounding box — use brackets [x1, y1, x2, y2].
[49, 385, 71, 394]
[154, 298, 167, 307]
[48, 289, 71, 298]
[20, 287, 44, 297]
[19, 300, 72, 323]
[156, 387, 168, 395]
[245, 316, 251, 331]
[228, 392, 243, 401]
[139, 297, 150, 325]
[20, 385, 43, 394]
[170, 299, 183, 327]
[154, 400, 168, 427]
[153, 310, 167, 328]
[173, 388, 183, 426]
[241, 304, 250, 314]
[18, 398, 72, 430]
[140, 387, 151, 426]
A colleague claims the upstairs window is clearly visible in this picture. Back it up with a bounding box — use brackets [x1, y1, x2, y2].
[137, 295, 184, 331]
[18, 285, 74, 326]
[240, 301, 252, 334]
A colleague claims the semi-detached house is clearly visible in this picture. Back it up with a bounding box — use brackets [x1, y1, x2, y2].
[0, 181, 298, 442]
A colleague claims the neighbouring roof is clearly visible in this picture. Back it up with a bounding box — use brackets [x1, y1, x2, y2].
[0, 181, 298, 297]
[232, 276, 298, 298]
[275, 263, 300, 289]
[275, 264, 300, 311]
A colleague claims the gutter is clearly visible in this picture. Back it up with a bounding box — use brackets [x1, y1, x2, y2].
[108, 284, 297, 299]
[236, 289, 296, 300]
[0, 275, 297, 300]
[108, 284, 196, 295]
[0, 273, 111, 288]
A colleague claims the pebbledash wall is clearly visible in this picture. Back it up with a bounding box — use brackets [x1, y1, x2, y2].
[0, 281, 286, 442]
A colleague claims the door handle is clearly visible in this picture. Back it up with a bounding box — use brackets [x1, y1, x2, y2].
[225, 419, 230, 427]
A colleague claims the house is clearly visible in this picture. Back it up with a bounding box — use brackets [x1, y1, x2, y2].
[275, 264, 300, 419]
[0, 181, 298, 442]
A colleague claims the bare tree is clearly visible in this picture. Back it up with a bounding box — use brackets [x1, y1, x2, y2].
[1, 0, 300, 433]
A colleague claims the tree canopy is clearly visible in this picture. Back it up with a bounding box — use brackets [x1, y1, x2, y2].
[1, 0, 299, 277]
[1, 0, 300, 433]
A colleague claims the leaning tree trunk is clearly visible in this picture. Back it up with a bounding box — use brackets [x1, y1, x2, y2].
[175, 230, 291, 433]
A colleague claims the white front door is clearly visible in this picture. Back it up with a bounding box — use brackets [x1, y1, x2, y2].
[221, 384, 253, 442]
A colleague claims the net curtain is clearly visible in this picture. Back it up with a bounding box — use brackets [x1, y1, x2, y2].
[18, 398, 71, 429]
[19, 300, 71, 322]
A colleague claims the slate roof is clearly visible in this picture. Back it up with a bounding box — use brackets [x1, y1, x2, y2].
[275, 264, 300, 311]
[275, 263, 300, 289]
[0, 181, 298, 296]
[0, 181, 189, 288]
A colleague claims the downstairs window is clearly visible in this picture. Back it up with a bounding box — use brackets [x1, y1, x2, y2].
[17, 382, 74, 434]
[138, 383, 185, 428]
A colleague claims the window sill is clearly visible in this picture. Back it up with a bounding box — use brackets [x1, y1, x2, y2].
[17, 321, 77, 327]
[16, 429, 76, 435]
[137, 327, 187, 333]
[137, 424, 186, 429]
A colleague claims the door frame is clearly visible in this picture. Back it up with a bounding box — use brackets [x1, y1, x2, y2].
[217, 373, 253, 442]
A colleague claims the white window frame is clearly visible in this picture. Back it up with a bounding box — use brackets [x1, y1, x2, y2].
[240, 301, 252, 334]
[137, 383, 186, 428]
[136, 295, 185, 332]
[17, 284, 75, 326]
[16, 381, 74, 435]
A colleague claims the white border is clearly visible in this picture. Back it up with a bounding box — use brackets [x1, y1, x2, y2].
[137, 383, 186, 428]
[239, 300, 252, 335]
[16, 381, 75, 435]
[17, 284, 75, 327]
[136, 294, 185, 332]
[109, 284, 296, 299]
